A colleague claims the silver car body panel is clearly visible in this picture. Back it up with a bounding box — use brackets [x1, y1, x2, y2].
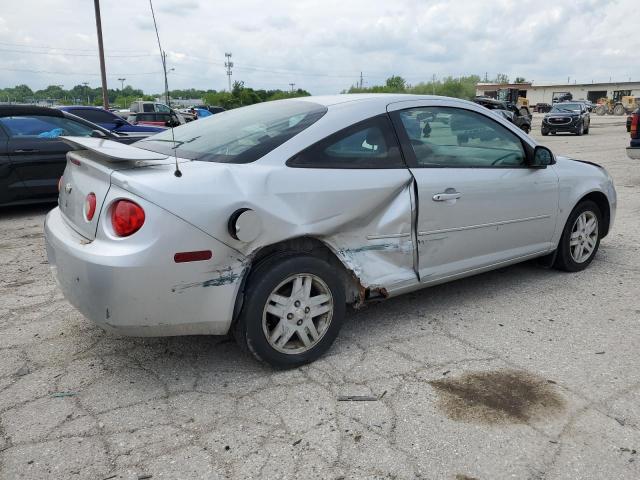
[45, 94, 617, 336]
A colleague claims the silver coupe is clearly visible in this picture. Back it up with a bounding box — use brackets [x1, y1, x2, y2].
[44, 94, 617, 367]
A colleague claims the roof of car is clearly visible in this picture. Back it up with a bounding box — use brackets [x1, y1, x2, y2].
[295, 93, 444, 107]
[0, 105, 65, 117]
[57, 106, 110, 111]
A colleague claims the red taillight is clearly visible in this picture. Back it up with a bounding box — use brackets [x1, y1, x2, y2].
[84, 193, 97, 221]
[631, 114, 639, 139]
[111, 200, 145, 237]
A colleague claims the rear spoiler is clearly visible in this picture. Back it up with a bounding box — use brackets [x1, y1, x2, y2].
[61, 136, 169, 162]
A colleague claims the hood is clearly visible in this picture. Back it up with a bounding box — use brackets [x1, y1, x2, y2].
[545, 111, 580, 118]
[554, 155, 606, 173]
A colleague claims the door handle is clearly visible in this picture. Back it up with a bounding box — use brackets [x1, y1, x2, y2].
[433, 191, 462, 201]
[13, 149, 39, 153]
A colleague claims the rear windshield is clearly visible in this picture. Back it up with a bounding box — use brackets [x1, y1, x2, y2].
[135, 100, 327, 163]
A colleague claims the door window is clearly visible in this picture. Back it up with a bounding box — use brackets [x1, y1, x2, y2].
[288, 115, 404, 168]
[0, 115, 95, 139]
[155, 103, 171, 113]
[397, 107, 526, 168]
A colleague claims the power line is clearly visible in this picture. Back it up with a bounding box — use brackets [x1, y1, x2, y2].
[0, 48, 154, 58]
[0, 67, 163, 76]
[0, 40, 150, 54]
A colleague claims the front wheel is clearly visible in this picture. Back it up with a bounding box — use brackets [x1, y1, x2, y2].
[575, 122, 584, 136]
[554, 200, 602, 272]
[234, 255, 346, 368]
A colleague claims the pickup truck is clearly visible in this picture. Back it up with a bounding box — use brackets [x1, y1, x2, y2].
[129, 101, 187, 124]
[627, 108, 640, 159]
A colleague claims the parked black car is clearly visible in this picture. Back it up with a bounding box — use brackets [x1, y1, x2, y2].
[541, 102, 591, 136]
[472, 97, 532, 133]
[534, 103, 552, 113]
[0, 106, 138, 207]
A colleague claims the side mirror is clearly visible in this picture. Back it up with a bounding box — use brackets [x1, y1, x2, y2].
[113, 118, 125, 126]
[530, 145, 554, 168]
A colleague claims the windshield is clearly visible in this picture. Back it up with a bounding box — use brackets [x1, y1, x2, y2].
[136, 100, 327, 163]
[551, 103, 582, 113]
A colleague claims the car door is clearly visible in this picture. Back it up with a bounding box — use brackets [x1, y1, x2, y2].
[388, 101, 559, 283]
[0, 125, 26, 205]
[2, 114, 95, 201]
[285, 114, 417, 290]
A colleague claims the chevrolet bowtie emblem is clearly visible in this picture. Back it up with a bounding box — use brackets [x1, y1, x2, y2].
[64, 183, 72, 194]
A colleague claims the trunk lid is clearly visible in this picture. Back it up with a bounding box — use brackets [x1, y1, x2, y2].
[58, 137, 170, 241]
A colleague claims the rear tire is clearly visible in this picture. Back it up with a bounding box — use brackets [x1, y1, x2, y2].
[554, 200, 602, 272]
[234, 255, 346, 368]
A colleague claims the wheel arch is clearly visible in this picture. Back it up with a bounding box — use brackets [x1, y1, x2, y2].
[575, 190, 611, 237]
[231, 236, 371, 323]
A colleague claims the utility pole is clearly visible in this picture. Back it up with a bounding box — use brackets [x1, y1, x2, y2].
[162, 50, 170, 105]
[82, 82, 90, 105]
[289, 82, 295, 93]
[359, 72, 363, 89]
[225, 53, 233, 92]
[93, 0, 109, 108]
[432, 74, 436, 95]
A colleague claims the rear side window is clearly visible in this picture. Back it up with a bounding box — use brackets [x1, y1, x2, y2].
[288, 115, 405, 169]
[136, 100, 327, 164]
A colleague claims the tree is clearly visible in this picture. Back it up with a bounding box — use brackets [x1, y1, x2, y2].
[514, 77, 527, 84]
[385, 75, 407, 92]
[494, 73, 510, 84]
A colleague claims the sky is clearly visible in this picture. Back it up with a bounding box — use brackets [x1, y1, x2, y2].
[0, 0, 637, 95]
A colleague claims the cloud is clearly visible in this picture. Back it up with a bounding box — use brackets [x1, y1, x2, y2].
[0, 0, 636, 95]
[158, 0, 199, 16]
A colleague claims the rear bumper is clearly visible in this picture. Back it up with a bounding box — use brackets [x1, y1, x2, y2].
[45, 206, 245, 337]
[628, 139, 640, 159]
[627, 147, 640, 160]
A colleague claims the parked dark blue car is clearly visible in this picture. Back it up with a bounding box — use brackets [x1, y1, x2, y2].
[57, 106, 165, 135]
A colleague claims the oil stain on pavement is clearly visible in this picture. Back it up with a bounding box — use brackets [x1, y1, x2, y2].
[429, 369, 565, 424]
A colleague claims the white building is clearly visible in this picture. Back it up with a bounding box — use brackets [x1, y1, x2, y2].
[476, 81, 640, 105]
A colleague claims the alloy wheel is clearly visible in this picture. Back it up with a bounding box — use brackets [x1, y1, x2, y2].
[262, 273, 334, 354]
[570, 211, 598, 263]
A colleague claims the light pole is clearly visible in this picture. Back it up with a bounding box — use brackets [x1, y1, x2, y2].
[117, 78, 126, 108]
[82, 82, 90, 105]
